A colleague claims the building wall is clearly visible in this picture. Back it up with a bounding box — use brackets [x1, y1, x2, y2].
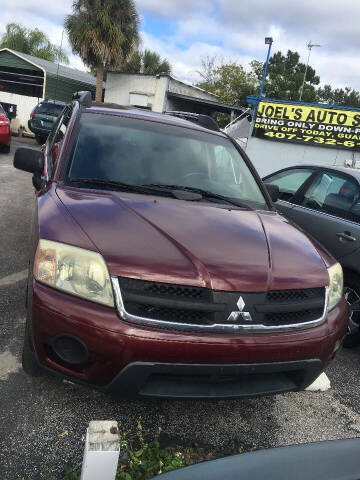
[105, 73, 168, 112]
[45, 74, 96, 103]
[0, 91, 40, 126]
[245, 135, 360, 177]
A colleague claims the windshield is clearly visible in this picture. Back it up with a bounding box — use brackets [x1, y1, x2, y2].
[67, 113, 268, 210]
[34, 102, 64, 116]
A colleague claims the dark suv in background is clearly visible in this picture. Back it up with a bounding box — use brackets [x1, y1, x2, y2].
[28, 99, 65, 145]
[13, 92, 348, 399]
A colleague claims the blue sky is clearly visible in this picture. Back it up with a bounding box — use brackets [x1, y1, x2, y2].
[1, 0, 359, 89]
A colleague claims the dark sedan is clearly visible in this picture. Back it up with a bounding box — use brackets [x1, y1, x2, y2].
[264, 165, 360, 345]
[153, 438, 360, 480]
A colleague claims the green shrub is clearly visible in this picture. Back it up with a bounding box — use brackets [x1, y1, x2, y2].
[118, 420, 184, 479]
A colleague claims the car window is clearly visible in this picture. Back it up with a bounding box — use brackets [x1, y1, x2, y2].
[265, 169, 314, 201]
[47, 106, 73, 177]
[34, 102, 64, 116]
[67, 113, 269, 210]
[301, 171, 360, 221]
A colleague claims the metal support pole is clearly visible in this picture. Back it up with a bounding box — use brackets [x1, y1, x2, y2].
[252, 37, 273, 124]
[54, 28, 64, 102]
[299, 41, 321, 101]
[299, 47, 311, 102]
[259, 41, 273, 99]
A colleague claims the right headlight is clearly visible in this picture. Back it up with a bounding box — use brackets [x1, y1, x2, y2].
[34, 239, 114, 307]
[327, 262, 343, 311]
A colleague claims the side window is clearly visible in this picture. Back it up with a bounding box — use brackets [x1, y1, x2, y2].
[301, 172, 360, 221]
[265, 169, 313, 201]
[47, 106, 73, 178]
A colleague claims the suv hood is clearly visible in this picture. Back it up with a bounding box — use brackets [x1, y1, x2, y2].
[56, 187, 329, 292]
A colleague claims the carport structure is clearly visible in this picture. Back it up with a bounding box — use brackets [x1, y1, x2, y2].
[0, 48, 95, 101]
[0, 48, 96, 125]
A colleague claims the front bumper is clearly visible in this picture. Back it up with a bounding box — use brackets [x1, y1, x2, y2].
[29, 280, 349, 398]
[36, 358, 324, 399]
[103, 359, 324, 398]
[28, 120, 51, 135]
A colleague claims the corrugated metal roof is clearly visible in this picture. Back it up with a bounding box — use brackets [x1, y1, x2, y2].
[168, 75, 219, 99]
[0, 48, 96, 86]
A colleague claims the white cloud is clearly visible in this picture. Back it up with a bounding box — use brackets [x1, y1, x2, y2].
[0, 0, 360, 91]
[135, 0, 214, 19]
[141, 31, 253, 84]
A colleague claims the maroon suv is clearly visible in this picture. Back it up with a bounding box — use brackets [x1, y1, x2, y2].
[14, 92, 348, 399]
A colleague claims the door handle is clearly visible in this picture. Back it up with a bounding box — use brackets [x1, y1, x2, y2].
[336, 231, 357, 242]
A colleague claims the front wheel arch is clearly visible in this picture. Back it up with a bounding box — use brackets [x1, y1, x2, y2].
[341, 268, 360, 348]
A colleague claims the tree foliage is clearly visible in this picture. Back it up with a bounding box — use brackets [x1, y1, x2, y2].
[124, 49, 171, 75]
[197, 62, 257, 106]
[65, 0, 140, 101]
[259, 50, 320, 102]
[196, 50, 360, 110]
[317, 85, 360, 107]
[0, 23, 69, 64]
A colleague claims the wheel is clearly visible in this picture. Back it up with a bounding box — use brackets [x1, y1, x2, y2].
[1, 144, 10, 153]
[343, 273, 360, 348]
[22, 318, 42, 376]
[35, 135, 47, 145]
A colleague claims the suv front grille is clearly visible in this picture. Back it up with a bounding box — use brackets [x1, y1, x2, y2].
[116, 277, 327, 333]
[264, 308, 324, 326]
[267, 288, 324, 302]
[137, 305, 211, 325]
[119, 277, 207, 300]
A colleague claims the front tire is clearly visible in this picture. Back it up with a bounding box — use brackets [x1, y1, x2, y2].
[22, 319, 42, 377]
[35, 135, 47, 145]
[343, 273, 360, 348]
[1, 144, 10, 153]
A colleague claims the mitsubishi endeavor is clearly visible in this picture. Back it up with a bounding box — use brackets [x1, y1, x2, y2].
[13, 91, 348, 399]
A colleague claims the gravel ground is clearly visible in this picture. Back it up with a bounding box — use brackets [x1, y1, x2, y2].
[1, 137, 360, 480]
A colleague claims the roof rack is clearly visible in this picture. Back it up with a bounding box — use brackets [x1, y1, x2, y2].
[72, 91, 92, 107]
[164, 111, 220, 132]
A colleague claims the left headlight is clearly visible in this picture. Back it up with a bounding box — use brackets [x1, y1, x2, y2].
[34, 239, 114, 307]
[327, 262, 343, 311]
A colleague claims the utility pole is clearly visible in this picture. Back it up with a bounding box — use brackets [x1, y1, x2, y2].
[299, 40, 321, 101]
[54, 28, 64, 102]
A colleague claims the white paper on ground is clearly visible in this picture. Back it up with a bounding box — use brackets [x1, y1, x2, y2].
[305, 372, 331, 392]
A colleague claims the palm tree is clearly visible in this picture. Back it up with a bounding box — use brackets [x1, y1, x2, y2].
[142, 49, 171, 75]
[65, 0, 139, 102]
[0, 23, 69, 64]
[124, 49, 171, 75]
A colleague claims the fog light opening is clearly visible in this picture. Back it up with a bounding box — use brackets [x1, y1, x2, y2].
[51, 334, 89, 366]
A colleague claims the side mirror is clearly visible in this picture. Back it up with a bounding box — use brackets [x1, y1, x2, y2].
[13, 147, 44, 175]
[265, 183, 280, 202]
[350, 202, 360, 217]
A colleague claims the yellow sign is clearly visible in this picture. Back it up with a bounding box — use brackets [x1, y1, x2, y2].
[252, 100, 360, 150]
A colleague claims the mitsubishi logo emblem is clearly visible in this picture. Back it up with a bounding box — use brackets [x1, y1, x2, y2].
[226, 296, 253, 323]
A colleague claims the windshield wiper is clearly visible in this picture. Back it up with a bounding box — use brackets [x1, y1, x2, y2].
[69, 178, 166, 195]
[143, 184, 251, 209]
[69, 179, 251, 209]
